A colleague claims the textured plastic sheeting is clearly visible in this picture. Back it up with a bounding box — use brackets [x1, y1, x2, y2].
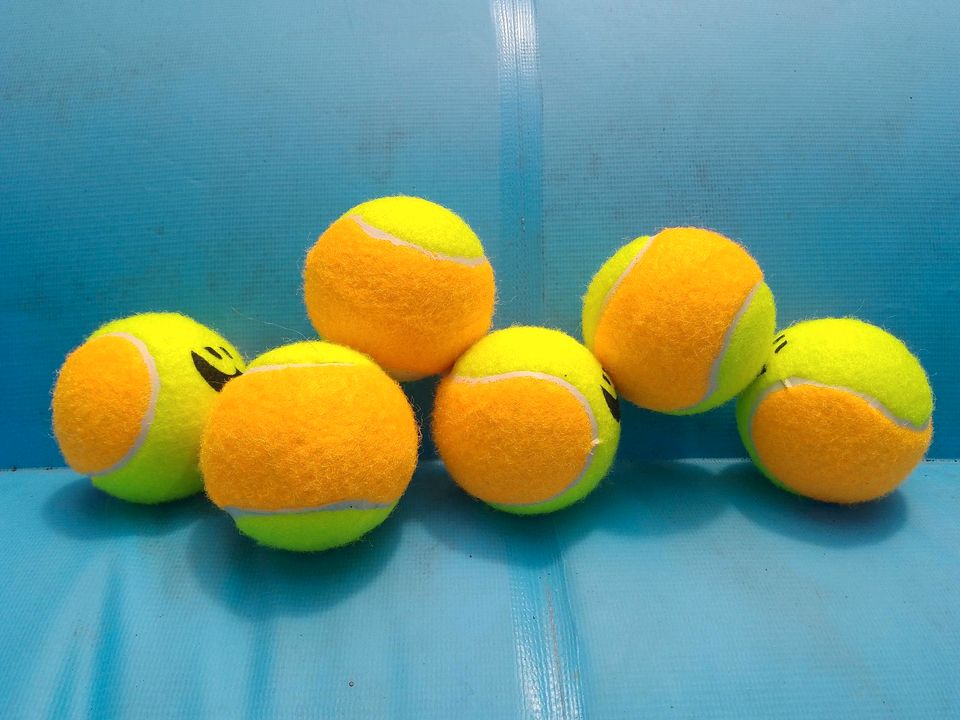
[0, 461, 958, 718]
[2, 0, 959, 468]
[535, 0, 960, 459]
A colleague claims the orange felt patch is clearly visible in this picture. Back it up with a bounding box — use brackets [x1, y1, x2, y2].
[432, 375, 596, 506]
[201, 364, 418, 511]
[751, 383, 932, 503]
[593, 228, 762, 412]
[52, 334, 155, 475]
[304, 217, 495, 378]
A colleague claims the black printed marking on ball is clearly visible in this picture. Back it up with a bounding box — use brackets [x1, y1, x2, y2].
[602, 372, 612, 385]
[601, 386, 621, 422]
[220, 346, 233, 359]
[205, 346, 222, 359]
[758, 364, 767, 377]
[774, 340, 788, 354]
[774, 334, 785, 344]
[191, 351, 242, 391]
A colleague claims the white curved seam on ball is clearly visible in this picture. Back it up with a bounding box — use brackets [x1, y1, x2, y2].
[452, 371, 600, 506]
[591, 235, 654, 344]
[679, 281, 761, 412]
[244, 362, 356, 375]
[224, 499, 394, 518]
[92, 333, 160, 477]
[748, 378, 932, 442]
[349, 215, 487, 267]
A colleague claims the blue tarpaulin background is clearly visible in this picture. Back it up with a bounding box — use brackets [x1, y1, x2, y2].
[1, 1, 958, 718]
[2, 0, 958, 465]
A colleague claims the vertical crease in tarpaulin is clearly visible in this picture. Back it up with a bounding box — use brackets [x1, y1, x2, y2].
[493, 3, 584, 717]
[492, 0, 545, 327]
[502, 522, 586, 720]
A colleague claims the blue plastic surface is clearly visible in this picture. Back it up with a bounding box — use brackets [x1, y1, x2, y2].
[2, 4, 959, 715]
[1, 461, 958, 718]
[2, 0, 959, 466]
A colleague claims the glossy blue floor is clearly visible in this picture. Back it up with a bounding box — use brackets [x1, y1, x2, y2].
[2, 460, 957, 718]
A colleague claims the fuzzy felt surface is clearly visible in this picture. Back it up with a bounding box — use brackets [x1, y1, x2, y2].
[251, 339, 378, 368]
[433, 376, 596, 506]
[52, 334, 154, 475]
[201, 341, 418, 516]
[349, 196, 486, 257]
[736, 317, 934, 504]
[235, 504, 396, 552]
[582, 236, 650, 349]
[303, 199, 495, 379]
[433, 327, 620, 514]
[682, 282, 776, 414]
[583, 227, 772, 414]
[52, 313, 245, 504]
[747, 384, 932, 503]
[737, 318, 933, 428]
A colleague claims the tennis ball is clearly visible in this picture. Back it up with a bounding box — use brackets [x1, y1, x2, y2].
[303, 196, 496, 380]
[582, 227, 776, 414]
[52, 312, 245, 503]
[432, 327, 621, 515]
[200, 341, 419, 551]
[736, 318, 933, 504]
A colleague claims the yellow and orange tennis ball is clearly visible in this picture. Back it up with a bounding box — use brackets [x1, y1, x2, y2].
[583, 227, 776, 414]
[52, 312, 245, 503]
[303, 196, 496, 380]
[200, 341, 419, 551]
[433, 327, 621, 514]
[736, 318, 933, 503]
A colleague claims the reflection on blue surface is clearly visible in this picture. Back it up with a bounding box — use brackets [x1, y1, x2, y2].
[2, 461, 958, 718]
